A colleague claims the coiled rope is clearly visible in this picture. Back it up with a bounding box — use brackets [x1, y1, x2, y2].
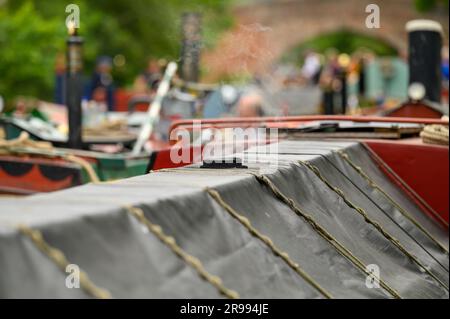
[420, 124, 449, 146]
[0, 131, 53, 150]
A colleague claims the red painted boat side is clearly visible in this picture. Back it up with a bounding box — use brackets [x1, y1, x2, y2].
[386, 104, 445, 119]
[365, 139, 449, 226]
[0, 156, 83, 194]
[149, 146, 203, 171]
[170, 115, 448, 133]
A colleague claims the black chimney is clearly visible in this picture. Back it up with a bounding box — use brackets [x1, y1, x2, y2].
[65, 24, 83, 149]
[406, 19, 443, 103]
[180, 12, 202, 83]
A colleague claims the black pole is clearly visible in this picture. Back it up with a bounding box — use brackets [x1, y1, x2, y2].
[65, 28, 83, 149]
[180, 12, 202, 84]
[406, 20, 443, 103]
[358, 59, 366, 97]
[339, 69, 348, 114]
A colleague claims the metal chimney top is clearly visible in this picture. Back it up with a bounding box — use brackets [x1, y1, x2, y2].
[406, 19, 444, 35]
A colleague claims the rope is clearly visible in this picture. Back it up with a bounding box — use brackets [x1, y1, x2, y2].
[83, 119, 129, 137]
[63, 154, 100, 183]
[298, 160, 449, 291]
[0, 131, 52, 150]
[420, 124, 449, 146]
[0, 131, 100, 183]
[124, 205, 239, 299]
[337, 151, 449, 255]
[18, 224, 111, 299]
[206, 188, 333, 299]
[250, 172, 402, 299]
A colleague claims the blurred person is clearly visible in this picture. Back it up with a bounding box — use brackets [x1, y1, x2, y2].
[92, 87, 108, 106]
[82, 87, 108, 128]
[442, 46, 449, 104]
[348, 52, 362, 87]
[319, 49, 340, 114]
[132, 76, 149, 96]
[54, 52, 66, 105]
[236, 93, 264, 117]
[143, 58, 163, 91]
[337, 53, 351, 114]
[157, 59, 169, 75]
[346, 52, 364, 114]
[356, 50, 369, 97]
[442, 46, 449, 81]
[323, 49, 340, 77]
[132, 58, 164, 97]
[86, 56, 115, 111]
[301, 51, 322, 85]
[133, 58, 164, 96]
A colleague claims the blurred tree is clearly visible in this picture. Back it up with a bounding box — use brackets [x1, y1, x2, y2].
[414, 0, 449, 12]
[0, 2, 65, 102]
[282, 30, 398, 65]
[0, 0, 233, 103]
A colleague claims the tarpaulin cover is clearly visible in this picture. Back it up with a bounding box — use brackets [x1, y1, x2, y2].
[0, 140, 448, 298]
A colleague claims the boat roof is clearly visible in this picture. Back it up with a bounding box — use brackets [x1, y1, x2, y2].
[0, 140, 448, 298]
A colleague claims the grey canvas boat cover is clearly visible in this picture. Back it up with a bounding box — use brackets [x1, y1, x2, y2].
[0, 140, 448, 298]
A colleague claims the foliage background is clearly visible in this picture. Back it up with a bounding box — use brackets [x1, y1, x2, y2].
[0, 0, 234, 102]
[414, 0, 449, 12]
[0, 0, 447, 103]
